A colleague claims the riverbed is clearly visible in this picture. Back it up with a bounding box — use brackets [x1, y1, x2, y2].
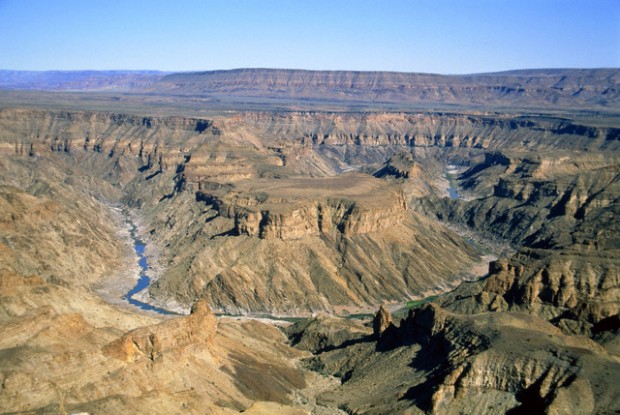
[446, 164, 460, 199]
[92, 206, 179, 316]
[102, 184, 497, 321]
[123, 221, 177, 315]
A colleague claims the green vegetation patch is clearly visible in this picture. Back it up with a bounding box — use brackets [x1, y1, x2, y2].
[405, 295, 439, 309]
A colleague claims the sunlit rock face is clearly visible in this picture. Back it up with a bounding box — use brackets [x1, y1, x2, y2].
[0, 66, 618, 413]
[0, 106, 617, 315]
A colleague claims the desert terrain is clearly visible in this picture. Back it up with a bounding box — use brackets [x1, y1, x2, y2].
[0, 68, 618, 414]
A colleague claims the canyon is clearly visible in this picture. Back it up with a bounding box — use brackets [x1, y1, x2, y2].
[0, 68, 618, 414]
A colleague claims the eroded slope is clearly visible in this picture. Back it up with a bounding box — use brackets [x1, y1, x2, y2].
[0, 102, 618, 414]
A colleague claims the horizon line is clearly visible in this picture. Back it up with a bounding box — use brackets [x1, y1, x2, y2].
[1, 67, 618, 77]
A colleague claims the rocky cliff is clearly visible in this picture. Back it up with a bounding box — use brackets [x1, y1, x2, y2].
[4, 68, 618, 110]
[407, 137, 620, 343]
[154, 68, 620, 110]
[0, 68, 618, 414]
[1, 107, 617, 315]
[287, 304, 619, 414]
[197, 174, 408, 240]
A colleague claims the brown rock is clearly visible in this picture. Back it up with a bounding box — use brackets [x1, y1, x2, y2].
[373, 305, 393, 339]
[104, 299, 217, 362]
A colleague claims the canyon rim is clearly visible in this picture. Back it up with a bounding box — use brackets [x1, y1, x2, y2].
[0, 68, 618, 414]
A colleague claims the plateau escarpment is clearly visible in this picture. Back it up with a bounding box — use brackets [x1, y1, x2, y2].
[199, 173, 408, 240]
[153, 68, 620, 110]
[0, 81, 618, 414]
[0, 107, 618, 315]
[416, 148, 620, 338]
[143, 171, 479, 314]
[4, 68, 618, 111]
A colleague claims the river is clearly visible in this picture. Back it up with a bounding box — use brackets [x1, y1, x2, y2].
[446, 164, 460, 199]
[118, 164, 480, 319]
[123, 218, 177, 315]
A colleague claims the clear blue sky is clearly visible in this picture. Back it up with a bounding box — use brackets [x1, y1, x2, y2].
[0, 0, 618, 74]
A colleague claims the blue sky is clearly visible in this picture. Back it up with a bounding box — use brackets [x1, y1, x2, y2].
[0, 0, 618, 74]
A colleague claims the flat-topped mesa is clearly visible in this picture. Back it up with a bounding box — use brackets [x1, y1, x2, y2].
[198, 173, 408, 240]
[235, 197, 407, 240]
[155, 68, 620, 110]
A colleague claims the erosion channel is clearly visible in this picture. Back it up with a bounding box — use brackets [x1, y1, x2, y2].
[0, 70, 618, 413]
[123, 213, 177, 315]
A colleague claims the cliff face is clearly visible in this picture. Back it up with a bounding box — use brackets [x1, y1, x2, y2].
[2, 68, 619, 111]
[197, 174, 408, 241]
[439, 247, 620, 335]
[1, 69, 618, 414]
[213, 111, 619, 154]
[104, 300, 218, 362]
[411, 142, 620, 339]
[0, 107, 617, 315]
[448, 151, 620, 247]
[232, 197, 406, 240]
[0, 109, 217, 173]
[0, 99, 620, 413]
[288, 304, 619, 414]
[155, 68, 620, 110]
[2, 109, 616, 160]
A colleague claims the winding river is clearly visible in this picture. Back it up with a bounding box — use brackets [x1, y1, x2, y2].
[124, 220, 177, 315]
[118, 164, 482, 319]
[446, 164, 460, 200]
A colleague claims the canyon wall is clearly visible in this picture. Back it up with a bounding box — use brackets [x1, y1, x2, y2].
[0, 101, 618, 412]
[0, 108, 617, 315]
[156, 68, 620, 110]
[4, 68, 617, 110]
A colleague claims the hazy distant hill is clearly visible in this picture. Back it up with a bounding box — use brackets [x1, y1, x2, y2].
[0, 70, 166, 91]
[1, 68, 619, 110]
[154, 68, 620, 110]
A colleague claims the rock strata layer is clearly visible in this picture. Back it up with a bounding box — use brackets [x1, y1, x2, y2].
[0, 69, 618, 414]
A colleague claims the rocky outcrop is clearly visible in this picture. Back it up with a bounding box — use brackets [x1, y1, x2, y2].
[419, 145, 620, 338]
[193, 173, 411, 242]
[285, 316, 371, 354]
[441, 248, 620, 335]
[403, 306, 617, 415]
[104, 300, 217, 362]
[373, 152, 422, 179]
[232, 196, 406, 240]
[299, 304, 620, 414]
[0, 286, 311, 414]
[372, 305, 393, 339]
[441, 150, 620, 248]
